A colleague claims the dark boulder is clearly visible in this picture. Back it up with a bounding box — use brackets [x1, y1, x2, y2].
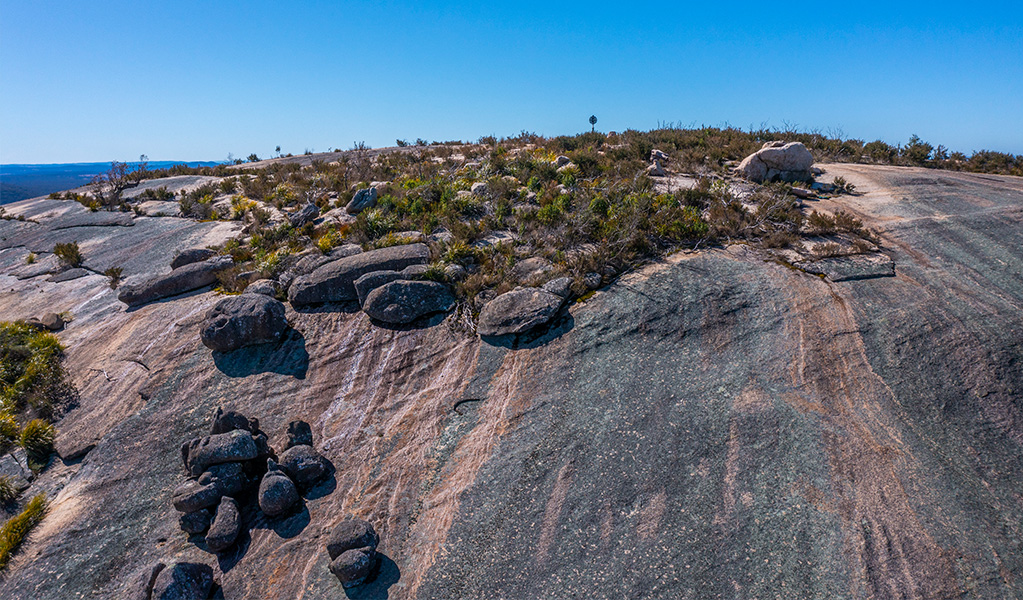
[150, 562, 214, 600]
[288, 243, 430, 306]
[171, 479, 221, 513]
[182, 429, 259, 476]
[118, 256, 232, 307]
[258, 459, 299, 517]
[39, 312, 65, 331]
[289, 203, 320, 227]
[326, 518, 379, 560]
[179, 508, 212, 534]
[200, 461, 248, 496]
[278, 444, 329, 489]
[210, 407, 259, 435]
[170, 248, 216, 270]
[345, 187, 378, 214]
[353, 270, 402, 306]
[362, 280, 455, 324]
[206, 497, 241, 552]
[286, 420, 313, 449]
[127, 561, 165, 600]
[329, 547, 376, 588]
[477, 288, 563, 336]
[199, 294, 288, 352]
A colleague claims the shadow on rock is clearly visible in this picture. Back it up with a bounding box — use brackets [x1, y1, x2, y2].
[123, 285, 213, 313]
[345, 553, 401, 600]
[368, 311, 449, 331]
[303, 460, 337, 501]
[212, 327, 309, 379]
[480, 311, 574, 350]
[290, 301, 361, 315]
[269, 501, 311, 539]
[212, 525, 252, 574]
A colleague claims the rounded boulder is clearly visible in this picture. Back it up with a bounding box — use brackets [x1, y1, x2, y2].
[362, 280, 454, 324]
[200, 294, 288, 352]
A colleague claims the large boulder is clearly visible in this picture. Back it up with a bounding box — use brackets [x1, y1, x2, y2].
[258, 459, 299, 517]
[345, 187, 378, 214]
[199, 294, 288, 352]
[735, 141, 815, 183]
[362, 280, 455, 324]
[118, 256, 233, 307]
[181, 429, 259, 476]
[477, 288, 563, 336]
[170, 248, 216, 270]
[150, 562, 214, 600]
[288, 243, 430, 306]
[210, 407, 259, 435]
[278, 444, 329, 489]
[199, 461, 248, 496]
[206, 496, 241, 552]
[289, 203, 320, 227]
[127, 562, 165, 600]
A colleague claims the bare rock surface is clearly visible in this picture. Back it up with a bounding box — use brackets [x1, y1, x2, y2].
[802, 252, 896, 281]
[150, 561, 213, 600]
[1, 166, 1023, 599]
[170, 248, 216, 270]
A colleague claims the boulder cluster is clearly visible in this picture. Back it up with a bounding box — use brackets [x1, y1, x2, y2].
[324, 518, 381, 588]
[171, 408, 331, 553]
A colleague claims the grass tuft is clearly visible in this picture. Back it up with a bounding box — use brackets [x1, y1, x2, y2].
[0, 494, 48, 570]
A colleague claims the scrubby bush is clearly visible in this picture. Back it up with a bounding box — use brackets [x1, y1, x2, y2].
[0, 476, 17, 504]
[1, 322, 67, 417]
[0, 494, 47, 570]
[20, 419, 56, 465]
[104, 266, 123, 289]
[53, 242, 83, 268]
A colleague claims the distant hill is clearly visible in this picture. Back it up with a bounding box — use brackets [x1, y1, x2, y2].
[0, 161, 220, 204]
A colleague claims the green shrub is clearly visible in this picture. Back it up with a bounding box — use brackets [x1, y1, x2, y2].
[0, 476, 17, 503]
[20, 419, 55, 466]
[24, 253, 35, 265]
[104, 267, 123, 289]
[1, 322, 66, 416]
[0, 494, 48, 571]
[0, 413, 18, 445]
[53, 242, 83, 268]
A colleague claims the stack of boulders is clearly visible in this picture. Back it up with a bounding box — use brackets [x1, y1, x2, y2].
[325, 518, 381, 588]
[173, 409, 272, 552]
[260, 420, 330, 517]
[647, 149, 668, 177]
[172, 409, 334, 554]
[119, 250, 232, 307]
[355, 266, 455, 325]
[477, 277, 573, 337]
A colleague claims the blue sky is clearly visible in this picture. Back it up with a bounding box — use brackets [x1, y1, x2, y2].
[1, 1, 1021, 163]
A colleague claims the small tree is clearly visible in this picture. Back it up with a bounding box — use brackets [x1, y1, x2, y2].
[589, 115, 598, 132]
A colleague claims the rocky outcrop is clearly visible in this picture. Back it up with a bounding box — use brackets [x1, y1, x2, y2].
[477, 288, 563, 336]
[736, 141, 815, 183]
[277, 444, 329, 489]
[288, 243, 430, 306]
[170, 248, 216, 270]
[362, 280, 455, 324]
[118, 256, 233, 307]
[199, 294, 288, 352]
[181, 429, 258, 476]
[285, 420, 313, 449]
[243, 279, 277, 296]
[354, 270, 404, 306]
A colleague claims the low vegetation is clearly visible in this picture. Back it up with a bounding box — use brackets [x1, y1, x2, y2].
[0, 494, 48, 571]
[52, 242, 83, 268]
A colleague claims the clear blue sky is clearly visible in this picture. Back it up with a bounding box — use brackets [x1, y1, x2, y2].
[2, 1, 1021, 164]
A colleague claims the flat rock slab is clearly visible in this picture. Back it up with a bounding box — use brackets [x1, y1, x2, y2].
[802, 253, 895, 281]
[137, 200, 181, 217]
[118, 256, 233, 307]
